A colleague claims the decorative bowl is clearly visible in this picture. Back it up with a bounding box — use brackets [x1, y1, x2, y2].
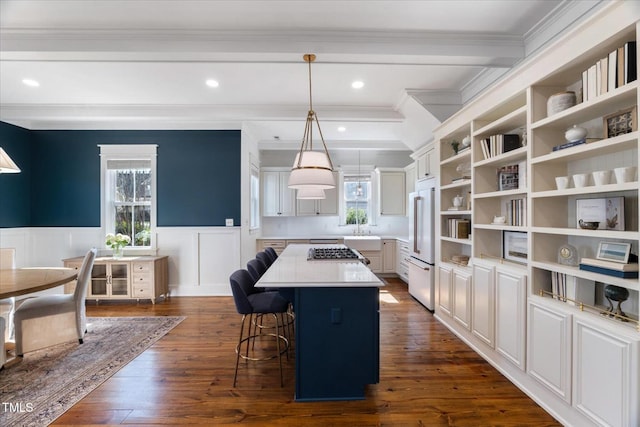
[578, 219, 599, 230]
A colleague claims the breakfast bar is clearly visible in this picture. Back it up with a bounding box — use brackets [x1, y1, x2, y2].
[256, 244, 384, 401]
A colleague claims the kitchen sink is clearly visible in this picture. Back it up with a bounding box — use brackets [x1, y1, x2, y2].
[343, 235, 382, 251]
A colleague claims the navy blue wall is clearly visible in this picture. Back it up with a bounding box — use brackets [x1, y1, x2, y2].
[1, 124, 241, 228]
[0, 122, 33, 227]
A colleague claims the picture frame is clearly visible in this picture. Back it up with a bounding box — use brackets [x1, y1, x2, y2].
[603, 106, 637, 138]
[503, 231, 528, 263]
[576, 197, 625, 231]
[497, 165, 519, 191]
[596, 241, 631, 264]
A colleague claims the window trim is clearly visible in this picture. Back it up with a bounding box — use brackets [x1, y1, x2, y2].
[99, 144, 158, 252]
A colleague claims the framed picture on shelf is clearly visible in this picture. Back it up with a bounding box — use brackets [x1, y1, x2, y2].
[603, 106, 637, 138]
[503, 231, 527, 264]
[576, 197, 625, 230]
[596, 241, 631, 263]
[497, 165, 519, 191]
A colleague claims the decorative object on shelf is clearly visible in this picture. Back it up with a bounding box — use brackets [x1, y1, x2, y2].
[451, 194, 464, 210]
[288, 54, 335, 190]
[603, 106, 637, 138]
[105, 233, 130, 259]
[502, 231, 527, 264]
[497, 164, 519, 191]
[596, 241, 632, 263]
[604, 284, 630, 321]
[557, 243, 579, 266]
[492, 215, 506, 225]
[461, 135, 471, 149]
[564, 125, 587, 142]
[572, 173, 589, 188]
[520, 127, 527, 146]
[592, 170, 611, 186]
[451, 254, 469, 266]
[451, 140, 460, 154]
[576, 197, 625, 230]
[555, 176, 570, 189]
[578, 220, 600, 230]
[547, 91, 576, 116]
[0, 147, 21, 173]
[613, 166, 636, 183]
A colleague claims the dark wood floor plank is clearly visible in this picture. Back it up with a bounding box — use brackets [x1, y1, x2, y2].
[52, 278, 560, 426]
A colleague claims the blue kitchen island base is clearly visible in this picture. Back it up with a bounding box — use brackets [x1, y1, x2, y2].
[294, 286, 380, 401]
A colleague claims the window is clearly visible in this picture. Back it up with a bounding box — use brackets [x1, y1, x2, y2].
[100, 145, 157, 250]
[344, 174, 371, 225]
[250, 161, 260, 230]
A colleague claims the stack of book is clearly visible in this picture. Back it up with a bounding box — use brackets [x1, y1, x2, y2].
[579, 257, 639, 278]
[447, 218, 470, 239]
[553, 138, 586, 152]
[582, 40, 636, 102]
[551, 271, 568, 301]
[506, 198, 527, 226]
[480, 134, 521, 159]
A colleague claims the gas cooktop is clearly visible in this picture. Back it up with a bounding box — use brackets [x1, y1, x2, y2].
[307, 247, 361, 261]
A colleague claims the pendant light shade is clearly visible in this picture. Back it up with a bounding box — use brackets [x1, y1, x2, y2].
[0, 147, 21, 173]
[296, 187, 326, 199]
[288, 53, 335, 190]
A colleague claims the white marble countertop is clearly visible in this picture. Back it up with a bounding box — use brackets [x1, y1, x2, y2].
[256, 244, 385, 288]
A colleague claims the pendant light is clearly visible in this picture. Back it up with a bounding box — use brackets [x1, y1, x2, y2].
[297, 188, 326, 199]
[288, 54, 336, 190]
[0, 147, 21, 173]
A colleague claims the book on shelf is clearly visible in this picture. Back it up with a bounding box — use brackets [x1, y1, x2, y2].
[608, 49, 617, 91]
[624, 41, 637, 84]
[456, 146, 471, 155]
[480, 134, 521, 159]
[551, 271, 567, 301]
[583, 41, 637, 101]
[580, 257, 639, 272]
[451, 175, 471, 183]
[447, 218, 470, 239]
[579, 263, 639, 278]
[552, 138, 586, 151]
[505, 198, 527, 226]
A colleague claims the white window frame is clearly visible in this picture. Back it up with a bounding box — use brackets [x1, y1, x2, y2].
[250, 157, 260, 231]
[339, 164, 375, 226]
[99, 144, 158, 253]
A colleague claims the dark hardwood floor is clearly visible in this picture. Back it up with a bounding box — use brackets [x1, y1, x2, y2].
[53, 278, 560, 426]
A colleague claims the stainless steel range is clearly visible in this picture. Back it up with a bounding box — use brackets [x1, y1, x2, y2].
[307, 247, 362, 261]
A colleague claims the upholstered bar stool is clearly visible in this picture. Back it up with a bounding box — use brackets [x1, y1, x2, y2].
[229, 269, 289, 387]
[264, 247, 278, 263]
[256, 251, 273, 268]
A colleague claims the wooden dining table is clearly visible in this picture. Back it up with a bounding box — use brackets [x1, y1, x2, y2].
[0, 267, 78, 299]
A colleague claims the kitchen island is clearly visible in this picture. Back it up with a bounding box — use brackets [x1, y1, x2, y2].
[256, 244, 384, 401]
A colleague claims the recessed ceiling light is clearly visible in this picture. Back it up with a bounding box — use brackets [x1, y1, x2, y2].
[22, 78, 40, 87]
[205, 79, 219, 88]
[351, 80, 364, 89]
[337, 126, 346, 132]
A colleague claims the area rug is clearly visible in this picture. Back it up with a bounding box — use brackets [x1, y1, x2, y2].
[0, 316, 184, 427]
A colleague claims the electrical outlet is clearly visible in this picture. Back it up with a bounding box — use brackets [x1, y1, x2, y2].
[225, 218, 233, 226]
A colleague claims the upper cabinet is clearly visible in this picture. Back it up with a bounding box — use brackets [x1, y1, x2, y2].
[413, 142, 438, 180]
[261, 169, 296, 217]
[377, 168, 406, 216]
[296, 172, 339, 216]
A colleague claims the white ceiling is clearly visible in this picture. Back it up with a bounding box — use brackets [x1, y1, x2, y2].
[0, 0, 605, 152]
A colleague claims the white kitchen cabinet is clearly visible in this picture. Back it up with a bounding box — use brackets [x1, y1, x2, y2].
[437, 264, 453, 316]
[296, 172, 339, 216]
[527, 300, 572, 403]
[261, 169, 296, 217]
[395, 239, 410, 283]
[377, 169, 406, 216]
[382, 239, 396, 273]
[495, 266, 526, 370]
[452, 267, 472, 330]
[573, 317, 640, 427]
[360, 250, 382, 273]
[416, 146, 436, 180]
[471, 260, 495, 347]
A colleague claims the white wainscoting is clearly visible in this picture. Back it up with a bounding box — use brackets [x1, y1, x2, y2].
[0, 226, 241, 297]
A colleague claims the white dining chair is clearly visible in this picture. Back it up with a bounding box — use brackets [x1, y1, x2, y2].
[13, 248, 96, 356]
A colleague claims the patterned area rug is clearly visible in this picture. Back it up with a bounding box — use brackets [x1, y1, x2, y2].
[0, 316, 184, 427]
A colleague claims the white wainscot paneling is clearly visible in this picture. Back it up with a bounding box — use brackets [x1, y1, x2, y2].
[157, 227, 241, 296]
[0, 227, 29, 268]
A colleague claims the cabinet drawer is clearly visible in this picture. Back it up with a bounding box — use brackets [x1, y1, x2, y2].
[132, 262, 152, 274]
[132, 284, 153, 298]
[132, 273, 152, 285]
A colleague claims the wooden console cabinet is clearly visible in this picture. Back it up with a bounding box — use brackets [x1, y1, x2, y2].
[63, 255, 169, 303]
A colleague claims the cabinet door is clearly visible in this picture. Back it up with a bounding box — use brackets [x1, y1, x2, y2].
[90, 263, 108, 297]
[573, 318, 640, 427]
[380, 172, 405, 216]
[109, 262, 130, 297]
[495, 268, 526, 370]
[317, 176, 339, 215]
[438, 264, 453, 316]
[262, 171, 281, 216]
[278, 171, 296, 216]
[296, 198, 317, 215]
[382, 239, 395, 273]
[452, 268, 472, 330]
[472, 261, 495, 347]
[527, 301, 572, 403]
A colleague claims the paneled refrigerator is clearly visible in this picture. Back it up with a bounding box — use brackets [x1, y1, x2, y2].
[408, 177, 436, 310]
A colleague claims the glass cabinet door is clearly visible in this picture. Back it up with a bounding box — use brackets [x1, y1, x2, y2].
[91, 264, 108, 296]
[110, 263, 129, 296]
